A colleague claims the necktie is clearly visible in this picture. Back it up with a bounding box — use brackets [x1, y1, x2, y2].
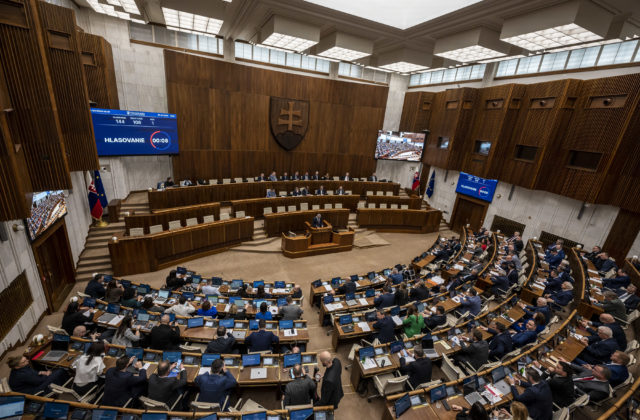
[575, 376, 594, 382]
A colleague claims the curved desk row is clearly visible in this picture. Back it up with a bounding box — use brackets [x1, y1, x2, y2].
[109, 217, 254, 276]
[148, 180, 400, 210]
[356, 208, 442, 233]
[263, 209, 349, 237]
[365, 194, 421, 209]
[124, 202, 221, 235]
[231, 195, 360, 218]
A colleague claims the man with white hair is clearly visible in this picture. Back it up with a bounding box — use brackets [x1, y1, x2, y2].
[579, 313, 626, 351]
[575, 326, 618, 366]
[546, 281, 573, 307]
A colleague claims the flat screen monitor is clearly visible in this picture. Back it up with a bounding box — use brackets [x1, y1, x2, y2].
[220, 319, 234, 328]
[389, 341, 404, 354]
[359, 346, 375, 359]
[0, 396, 24, 419]
[365, 289, 375, 297]
[211, 277, 223, 285]
[241, 413, 266, 420]
[339, 315, 352, 325]
[176, 267, 187, 274]
[137, 313, 150, 322]
[492, 365, 506, 383]
[375, 130, 425, 162]
[302, 354, 314, 364]
[231, 279, 244, 289]
[274, 281, 285, 288]
[141, 414, 167, 420]
[277, 298, 287, 306]
[430, 384, 447, 402]
[91, 108, 179, 156]
[253, 280, 265, 288]
[125, 347, 143, 361]
[187, 317, 204, 328]
[242, 354, 261, 367]
[157, 289, 170, 299]
[202, 353, 220, 366]
[323, 295, 334, 304]
[284, 353, 301, 368]
[279, 320, 293, 329]
[26, 190, 67, 241]
[249, 320, 259, 330]
[289, 408, 314, 420]
[83, 298, 96, 308]
[43, 402, 68, 419]
[106, 303, 120, 314]
[475, 140, 491, 156]
[198, 415, 217, 420]
[394, 394, 411, 418]
[92, 410, 118, 420]
[162, 351, 181, 363]
[331, 277, 341, 285]
[52, 334, 70, 351]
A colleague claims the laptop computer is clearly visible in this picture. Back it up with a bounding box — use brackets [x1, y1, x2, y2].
[134, 312, 150, 328]
[232, 330, 246, 340]
[464, 391, 487, 406]
[421, 337, 439, 359]
[187, 317, 204, 329]
[41, 334, 70, 362]
[491, 366, 512, 395]
[153, 290, 170, 305]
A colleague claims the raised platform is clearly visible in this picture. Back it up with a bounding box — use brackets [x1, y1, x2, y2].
[281, 225, 355, 258]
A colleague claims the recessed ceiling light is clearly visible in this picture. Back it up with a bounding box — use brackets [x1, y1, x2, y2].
[379, 61, 429, 72]
[259, 16, 320, 52]
[434, 27, 511, 64]
[374, 48, 436, 73]
[162, 7, 223, 35]
[87, 0, 142, 21]
[315, 32, 373, 62]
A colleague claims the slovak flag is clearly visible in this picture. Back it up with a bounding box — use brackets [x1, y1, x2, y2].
[88, 179, 103, 219]
[411, 172, 420, 191]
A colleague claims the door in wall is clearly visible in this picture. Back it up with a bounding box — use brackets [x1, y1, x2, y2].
[450, 194, 489, 233]
[32, 219, 75, 312]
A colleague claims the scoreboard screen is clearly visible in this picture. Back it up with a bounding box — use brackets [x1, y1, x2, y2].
[91, 108, 179, 156]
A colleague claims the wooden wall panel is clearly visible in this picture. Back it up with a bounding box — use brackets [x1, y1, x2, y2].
[602, 209, 640, 264]
[78, 32, 119, 109]
[37, 1, 98, 171]
[0, 0, 71, 192]
[164, 50, 388, 180]
[0, 271, 33, 343]
[399, 91, 433, 132]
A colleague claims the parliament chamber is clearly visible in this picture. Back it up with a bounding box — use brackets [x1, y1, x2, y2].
[1, 1, 640, 419]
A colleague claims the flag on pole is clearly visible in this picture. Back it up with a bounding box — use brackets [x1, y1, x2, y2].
[88, 180, 103, 220]
[93, 170, 108, 208]
[426, 171, 435, 198]
[411, 172, 420, 191]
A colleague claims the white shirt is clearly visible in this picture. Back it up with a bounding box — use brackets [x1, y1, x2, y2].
[165, 302, 196, 317]
[72, 355, 105, 386]
[201, 285, 218, 296]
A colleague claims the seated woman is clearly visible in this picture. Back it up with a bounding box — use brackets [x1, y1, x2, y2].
[402, 305, 425, 339]
[104, 280, 124, 303]
[120, 287, 140, 308]
[255, 302, 273, 320]
[196, 300, 218, 318]
[72, 342, 106, 395]
[62, 300, 94, 336]
[256, 284, 271, 299]
[111, 316, 142, 347]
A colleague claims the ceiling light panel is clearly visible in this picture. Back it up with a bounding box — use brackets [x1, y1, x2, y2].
[315, 32, 373, 62]
[434, 27, 512, 64]
[318, 46, 370, 61]
[162, 7, 223, 35]
[87, 0, 142, 20]
[258, 16, 320, 52]
[378, 61, 428, 72]
[502, 23, 602, 51]
[435, 45, 506, 62]
[262, 33, 317, 51]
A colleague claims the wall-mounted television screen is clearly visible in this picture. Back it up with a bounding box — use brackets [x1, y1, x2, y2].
[26, 191, 67, 241]
[474, 140, 492, 156]
[375, 130, 425, 162]
[91, 108, 179, 156]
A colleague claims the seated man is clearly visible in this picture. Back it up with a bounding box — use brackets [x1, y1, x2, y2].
[335, 186, 345, 195]
[322, 172, 330, 180]
[605, 350, 630, 387]
[280, 296, 303, 320]
[519, 297, 551, 324]
[266, 188, 276, 198]
[546, 282, 574, 307]
[453, 329, 489, 370]
[595, 291, 627, 322]
[374, 286, 395, 309]
[372, 309, 395, 344]
[103, 356, 147, 407]
[616, 284, 640, 312]
[531, 360, 575, 408]
[194, 359, 237, 410]
[542, 270, 564, 295]
[603, 269, 630, 290]
[164, 177, 175, 187]
[544, 249, 563, 269]
[312, 213, 323, 228]
[368, 173, 378, 182]
[291, 187, 302, 197]
[409, 280, 430, 301]
[580, 313, 626, 351]
[388, 268, 404, 285]
[312, 171, 320, 180]
[483, 322, 513, 360]
[571, 363, 612, 402]
[292, 171, 300, 180]
[148, 315, 181, 351]
[205, 326, 237, 354]
[335, 277, 356, 296]
[8, 356, 68, 395]
[283, 364, 316, 406]
[459, 288, 482, 316]
[302, 171, 310, 180]
[315, 185, 328, 195]
[280, 172, 290, 181]
[245, 319, 279, 352]
[423, 305, 446, 331]
[148, 360, 187, 407]
[256, 172, 267, 181]
[84, 274, 105, 299]
[595, 252, 617, 274]
[584, 246, 602, 263]
[511, 319, 538, 348]
[489, 272, 510, 296]
[505, 368, 553, 420]
[399, 346, 432, 389]
[342, 172, 351, 181]
[269, 171, 278, 181]
[575, 326, 618, 365]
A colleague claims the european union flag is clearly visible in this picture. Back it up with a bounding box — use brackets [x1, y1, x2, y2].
[426, 171, 435, 198]
[93, 170, 108, 208]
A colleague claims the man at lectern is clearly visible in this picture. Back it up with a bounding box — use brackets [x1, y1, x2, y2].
[312, 213, 323, 228]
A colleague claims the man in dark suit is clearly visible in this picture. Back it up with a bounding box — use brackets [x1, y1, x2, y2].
[506, 368, 553, 420]
[595, 252, 617, 274]
[302, 171, 310, 180]
[584, 246, 602, 263]
[506, 263, 518, 285]
[148, 360, 187, 407]
[149, 315, 181, 351]
[315, 185, 328, 195]
[84, 274, 106, 299]
[335, 186, 345, 195]
[205, 326, 237, 354]
[312, 171, 320, 180]
[423, 306, 446, 331]
[511, 319, 538, 348]
[373, 309, 396, 343]
[269, 171, 277, 182]
[575, 326, 618, 365]
[194, 359, 237, 409]
[256, 173, 267, 181]
[341, 172, 351, 181]
[312, 213, 323, 228]
[245, 319, 279, 352]
[520, 297, 551, 324]
[513, 235, 524, 253]
[571, 363, 612, 402]
[410, 280, 430, 302]
[448, 270, 477, 292]
[283, 364, 316, 406]
[8, 356, 67, 395]
[292, 171, 300, 180]
[335, 277, 356, 296]
[580, 313, 626, 351]
[603, 269, 631, 290]
[616, 284, 640, 312]
[388, 268, 404, 285]
[543, 270, 564, 295]
[266, 188, 277, 198]
[605, 350, 630, 387]
[483, 322, 513, 360]
[315, 351, 344, 408]
[280, 172, 290, 181]
[544, 249, 563, 269]
[546, 282, 574, 307]
[374, 286, 395, 309]
[103, 356, 147, 407]
[532, 360, 575, 408]
[453, 329, 489, 370]
[490, 272, 510, 296]
[459, 288, 482, 316]
[399, 346, 432, 389]
[368, 173, 378, 182]
[597, 291, 627, 322]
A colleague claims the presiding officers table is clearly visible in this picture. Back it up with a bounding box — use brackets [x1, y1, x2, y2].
[357, 208, 442, 233]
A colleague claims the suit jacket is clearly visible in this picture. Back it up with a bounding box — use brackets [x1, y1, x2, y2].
[460, 295, 482, 315]
[269, 175, 277, 181]
[604, 276, 630, 290]
[588, 321, 626, 351]
[280, 175, 290, 181]
[602, 298, 627, 321]
[544, 276, 564, 294]
[550, 290, 573, 307]
[368, 175, 378, 181]
[315, 189, 328, 195]
[514, 240, 524, 253]
[341, 176, 350, 181]
[373, 316, 396, 343]
[316, 359, 344, 408]
[617, 289, 640, 312]
[195, 371, 237, 408]
[605, 363, 629, 387]
[336, 281, 357, 296]
[598, 259, 616, 274]
[487, 329, 513, 359]
[457, 340, 489, 369]
[424, 314, 446, 331]
[490, 276, 509, 295]
[543, 373, 575, 408]
[394, 289, 409, 306]
[524, 305, 552, 324]
[579, 337, 618, 364]
[148, 370, 186, 403]
[312, 216, 323, 228]
[284, 376, 316, 406]
[9, 366, 50, 394]
[571, 364, 611, 402]
[389, 273, 404, 284]
[205, 334, 236, 354]
[84, 280, 105, 299]
[399, 357, 432, 388]
[511, 380, 553, 420]
[102, 368, 147, 407]
[507, 270, 518, 285]
[149, 324, 181, 350]
[545, 253, 563, 268]
[374, 293, 395, 309]
[245, 330, 279, 352]
[409, 286, 429, 302]
[255, 176, 266, 181]
[512, 330, 537, 348]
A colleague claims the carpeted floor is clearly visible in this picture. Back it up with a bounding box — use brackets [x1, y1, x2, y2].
[0, 230, 447, 418]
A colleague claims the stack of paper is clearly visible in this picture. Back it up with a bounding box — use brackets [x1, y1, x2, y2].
[391, 315, 402, 326]
[324, 284, 333, 292]
[376, 355, 392, 367]
[108, 315, 124, 326]
[357, 322, 371, 332]
[362, 358, 377, 370]
[283, 329, 297, 337]
[358, 298, 368, 305]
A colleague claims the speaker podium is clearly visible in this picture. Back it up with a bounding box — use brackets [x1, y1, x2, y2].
[281, 220, 354, 258]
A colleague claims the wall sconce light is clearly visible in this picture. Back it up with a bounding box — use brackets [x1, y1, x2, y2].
[496, 194, 502, 199]
[12, 224, 24, 232]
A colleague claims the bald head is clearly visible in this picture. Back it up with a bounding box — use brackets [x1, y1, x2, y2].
[161, 314, 171, 324]
[537, 297, 547, 306]
[599, 313, 614, 324]
[319, 351, 333, 368]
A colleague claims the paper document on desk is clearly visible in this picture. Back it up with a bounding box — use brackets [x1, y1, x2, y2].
[375, 275, 386, 283]
[354, 281, 361, 287]
[588, 269, 599, 275]
[83, 310, 92, 318]
[453, 264, 464, 270]
[272, 288, 286, 294]
[590, 278, 602, 284]
[108, 315, 124, 326]
[250, 367, 267, 379]
[532, 283, 545, 290]
[224, 304, 231, 312]
[376, 355, 392, 368]
[481, 389, 502, 404]
[431, 276, 444, 285]
[452, 296, 461, 303]
[283, 329, 297, 337]
[142, 363, 152, 370]
[323, 285, 333, 292]
[358, 298, 368, 306]
[361, 358, 377, 370]
[392, 315, 402, 326]
[198, 367, 210, 375]
[357, 322, 371, 332]
[439, 341, 451, 350]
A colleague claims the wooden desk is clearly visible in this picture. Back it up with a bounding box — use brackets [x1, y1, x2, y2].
[109, 217, 254, 276]
[365, 195, 422, 209]
[264, 209, 349, 237]
[124, 202, 221, 234]
[231, 195, 360, 218]
[148, 180, 399, 210]
[357, 208, 442, 233]
[281, 229, 355, 258]
[107, 199, 121, 223]
[412, 255, 435, 272]
[384, 395, 470, 420]
[544, 336, 586, 365]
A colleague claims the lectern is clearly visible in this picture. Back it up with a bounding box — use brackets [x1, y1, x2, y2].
[305, 220, 332, 245]
[281, 220, 354, 258]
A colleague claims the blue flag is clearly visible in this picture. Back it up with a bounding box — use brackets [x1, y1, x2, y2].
[426, 171, 435, 198]
[93, 170, 108, 208]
